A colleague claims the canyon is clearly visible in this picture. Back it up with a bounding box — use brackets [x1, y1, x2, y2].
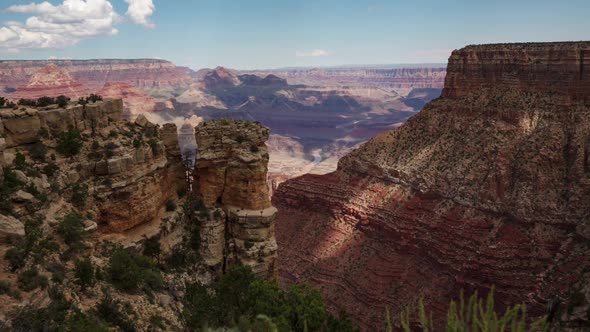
[0, 60, 445, 186]
[273, 42, 590, 330]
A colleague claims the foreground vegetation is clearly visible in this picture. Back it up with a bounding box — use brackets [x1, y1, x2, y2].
[390, 288, 548, 332]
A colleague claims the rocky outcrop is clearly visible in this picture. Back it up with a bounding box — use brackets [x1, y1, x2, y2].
[9, 64, 91, 100]
[273, 42, 590, 330]
[442, 42, 590, 103]
[194, 120, 271, 210]
[194, 119, 277, 279]
[98, 82, 157, 117]
[0, 99, 123, 147]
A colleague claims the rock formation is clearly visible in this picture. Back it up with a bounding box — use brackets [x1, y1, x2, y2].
[98, 82, 157, 118]
[273, 42, 590, 329]
[10, 64, 91, 100]
[194, 119, 278, 279]
[0, 98, 184, 232]
[0, 59, 192, 93]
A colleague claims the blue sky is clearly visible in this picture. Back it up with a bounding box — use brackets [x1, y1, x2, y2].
[0, 0, 589, 69]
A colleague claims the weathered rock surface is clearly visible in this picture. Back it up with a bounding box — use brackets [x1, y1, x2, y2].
[98, 82, 157, 118]
[194, 120, 271, 210]
[274, 42, 590, 330]
[10, 64, 91, 100]
[194, 119, 277, 279]
[0, 99, 123, 147]
[0, 214, 24, 239]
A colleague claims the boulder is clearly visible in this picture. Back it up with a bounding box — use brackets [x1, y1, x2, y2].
[0, 214, 25, 239]
[134, 114, 155, 128]
[12, 190, 35, 203]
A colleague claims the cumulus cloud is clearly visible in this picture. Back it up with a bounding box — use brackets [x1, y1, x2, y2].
[295, 49, 329, 57]
[124, 0, 155, 28]
[0, 0, 156, 52]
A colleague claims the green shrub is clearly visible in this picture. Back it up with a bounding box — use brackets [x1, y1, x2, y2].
[71, 183, 88, 208]
[165, 199, 176, 212]
[17, 267, 48, 291]
[29, 142, 47, 162]
[96, 291, 136, 332]
[108, 247, 162, 293]
[66, 311, 108, 332]
[0, 280, 11, 294]
[56, 128, 82, 157]
[182, 265, 347, 331]
[43, 162, 60, 176]
[14, 151, 27, 170]
[398, 288, 548, 332]
[74, 257, 95, 291]
[57, 213, 85, 248]
[143, 235, 161, 260]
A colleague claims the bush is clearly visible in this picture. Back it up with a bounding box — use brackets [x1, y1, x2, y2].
[96, 291, 136, 332]
[183, 265, 346, 331]
[57, 213, 85, 248]
[43, 162, 60, 176]
[165, 199, 176, 212]
[28, 142, 47, 162]
[74, 257, 95, 290]
[71, 183, 88, 208]
[108, 247, 162, 293]
[398, 288, 548, 332]
[17, 267, 48, 291]
[56, 128, 82, 157]
[13, 151, 27, 170]
[0, 280, 11, 294]
[66, 311, 108, 332]
[143, 235, 161, 260]
[56, 95, 69, 109]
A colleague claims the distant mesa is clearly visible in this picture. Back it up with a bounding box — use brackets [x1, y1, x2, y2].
[11, 63, 91, 100]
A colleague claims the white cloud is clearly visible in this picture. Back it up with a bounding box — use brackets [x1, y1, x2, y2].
[295, 49, 329, 57]
[0, 0, 156, 52]
[124, 0, 155, 28]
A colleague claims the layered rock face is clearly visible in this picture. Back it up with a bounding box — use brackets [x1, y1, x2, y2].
[0, 99, 184, 233]
[0, 59, 191, 92]
[194, 120, 277, 279]
[0, 99, 122, 147]
[274, 42, 590, 329]
[10, 64, 91, 100]
[443, 42, 590, 103]
[98, 82, 157, 117]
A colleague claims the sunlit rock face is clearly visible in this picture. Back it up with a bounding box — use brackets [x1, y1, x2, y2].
[194, 119, 278, 279]
[10, 64, 91, 100]
[273, 41, 590, 330]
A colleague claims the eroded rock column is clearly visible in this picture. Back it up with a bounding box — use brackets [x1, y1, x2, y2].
[194, 119, 278, 279]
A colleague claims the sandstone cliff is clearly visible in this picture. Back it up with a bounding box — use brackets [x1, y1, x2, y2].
[273, 41, 590, 330]
[194, 119, 278, 279]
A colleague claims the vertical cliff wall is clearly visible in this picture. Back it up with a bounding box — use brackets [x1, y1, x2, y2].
[273, 42, 590, 329]
[194, 119, 277, 279]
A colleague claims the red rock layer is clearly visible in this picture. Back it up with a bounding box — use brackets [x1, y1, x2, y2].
[0, 59, 191, 92]
[10, 64, 91, 100]
[98, 82, 156, 117]
[442, 42, 590, 103]
[273, 42, 590, 330]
